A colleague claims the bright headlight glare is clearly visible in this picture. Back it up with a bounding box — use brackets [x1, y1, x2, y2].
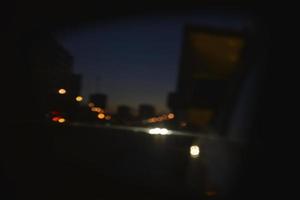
[148, 128, 171, 135]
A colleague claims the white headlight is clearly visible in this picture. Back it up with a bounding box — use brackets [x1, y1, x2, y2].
[160, 128, 169, 135]
[190, 145, 200, 158]
[148, 128, 171, 135]
[149, 128, 161, 134]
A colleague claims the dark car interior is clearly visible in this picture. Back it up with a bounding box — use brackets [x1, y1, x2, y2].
[3, 1, 281, 200]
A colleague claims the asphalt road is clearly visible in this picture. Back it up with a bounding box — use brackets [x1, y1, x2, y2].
[3, 122, 214, 200]
[2, 121, 251, 200]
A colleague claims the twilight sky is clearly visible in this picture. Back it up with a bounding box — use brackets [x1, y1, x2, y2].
[57, 12, 245, 114]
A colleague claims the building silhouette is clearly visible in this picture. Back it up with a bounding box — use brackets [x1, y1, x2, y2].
[138, 104, 155, 120]
[89, 93, 107, 109]
[168, 25, 246, 130]
[26, 32, 82, 119]
[114, 105, 133, 125]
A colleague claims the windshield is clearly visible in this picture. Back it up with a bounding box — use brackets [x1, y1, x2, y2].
[36, 13, 249, 133]
[7, 8, 266, 200]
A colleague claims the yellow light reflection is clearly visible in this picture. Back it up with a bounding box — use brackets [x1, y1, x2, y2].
[58, 88, 66, 94]
[105, 115, 111, 120]
[75, 96, 83, 102]
[168, 113, 175, 119]
[58, 118, 66, 123]
[98, 113, 105, 119]
[190, 145, 200, 158]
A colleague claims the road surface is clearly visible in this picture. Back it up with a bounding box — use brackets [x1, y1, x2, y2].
[2, 121, 244, 200]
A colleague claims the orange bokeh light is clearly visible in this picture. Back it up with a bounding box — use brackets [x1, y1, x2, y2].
[168, 113, 175, 119]
[58, 88, 66, 94]
[98, 113, 105, 119]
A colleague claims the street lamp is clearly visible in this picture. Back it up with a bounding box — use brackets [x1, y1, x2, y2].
[91, 107, 103, 112]
[168, 113, 175, 119]
[58, 88, 67, 94]
[75, 96, 83, 102]
[58, 118, 66, 123]
[98, 113, 105, 119]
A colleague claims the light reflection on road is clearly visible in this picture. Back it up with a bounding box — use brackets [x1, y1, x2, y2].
[69, 122, 223, 140]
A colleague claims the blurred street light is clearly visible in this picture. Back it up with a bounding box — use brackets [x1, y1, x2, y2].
[58, 88, 67, 94]
[98, 113, 105, 119]
[168, 113, 175, 119]
[88, 102, 95, 107]
[58, 118, 66, 123]
[91, 107, 103, 113]
[75, 96, 83, 102]
[147, 118, 155, 123]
